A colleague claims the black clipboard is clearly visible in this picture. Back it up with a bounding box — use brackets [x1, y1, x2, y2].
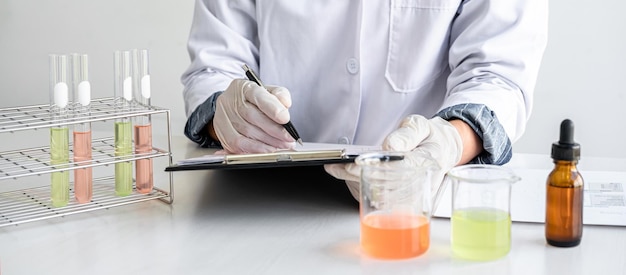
[164, 149, 358, 171]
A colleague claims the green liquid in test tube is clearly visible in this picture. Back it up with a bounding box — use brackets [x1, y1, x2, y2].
[115, 121, 133, 196]
[49, 54, 70, 207]
[114, 50, 134, 196]
[50, 127, 69, 207]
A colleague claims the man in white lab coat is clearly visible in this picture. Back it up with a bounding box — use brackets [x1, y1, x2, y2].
[181, 0, 548, 198]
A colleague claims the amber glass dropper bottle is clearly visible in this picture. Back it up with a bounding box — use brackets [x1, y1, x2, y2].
[545, 119, 583, 247]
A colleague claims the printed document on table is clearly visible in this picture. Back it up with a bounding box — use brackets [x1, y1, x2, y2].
[433, 153, 626, 227]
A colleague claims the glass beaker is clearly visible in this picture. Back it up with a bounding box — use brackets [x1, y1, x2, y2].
[356, 151, 436, 260]
[446, 164, 520, 261]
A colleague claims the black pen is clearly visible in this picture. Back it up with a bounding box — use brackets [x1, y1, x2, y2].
[242, 64, 303, 146]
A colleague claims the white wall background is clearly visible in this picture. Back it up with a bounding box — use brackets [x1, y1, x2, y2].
[513, 0, 626, 158]
[0, 0, 194, 131]
[1, 0, 624, 159]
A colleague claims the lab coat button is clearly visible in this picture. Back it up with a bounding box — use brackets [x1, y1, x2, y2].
[346, 58, 359, 74]
[338, 137, 350, 144]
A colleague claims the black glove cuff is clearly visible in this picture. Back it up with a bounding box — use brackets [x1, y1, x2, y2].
[183, 91, 223, 148]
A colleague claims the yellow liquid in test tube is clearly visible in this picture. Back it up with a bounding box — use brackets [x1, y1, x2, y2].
[115, 121, 133, 196]
[50, 127, 69, 207]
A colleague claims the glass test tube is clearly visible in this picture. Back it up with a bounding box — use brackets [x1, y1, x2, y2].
[70, 53, 93, 203]
[132, 49, 153, 194]
[114, 51, 134, 196]
[49, 54, 70, 207]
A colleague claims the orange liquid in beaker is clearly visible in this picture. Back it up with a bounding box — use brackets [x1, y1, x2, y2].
[360, 213, 430, 259]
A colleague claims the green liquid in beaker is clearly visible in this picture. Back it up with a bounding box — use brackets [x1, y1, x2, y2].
[50, 127, 69, 207]
[451, 208, 511, 261]
[114, 121, 133, 196]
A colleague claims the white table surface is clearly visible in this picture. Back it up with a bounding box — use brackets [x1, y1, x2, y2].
[1, 134, 625, 275]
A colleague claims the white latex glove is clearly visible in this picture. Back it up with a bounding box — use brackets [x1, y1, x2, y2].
[324, 115, 463, 202]
[213, 79, 296, 153]
[326, 151, 442, 203]
[384, 115, 463, 173]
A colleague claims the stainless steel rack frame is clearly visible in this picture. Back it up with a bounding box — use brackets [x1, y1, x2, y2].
[0, 97, 173, 227]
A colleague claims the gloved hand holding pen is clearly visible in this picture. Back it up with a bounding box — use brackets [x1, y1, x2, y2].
[324, 115, 464, 201]
[212, 78, 296, 154]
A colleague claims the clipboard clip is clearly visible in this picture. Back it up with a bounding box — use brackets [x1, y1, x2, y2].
[224, 149, 346, 165]
[275, 154, 293, 162]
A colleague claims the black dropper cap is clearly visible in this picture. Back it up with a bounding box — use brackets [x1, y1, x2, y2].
[551, 119, 581, 161]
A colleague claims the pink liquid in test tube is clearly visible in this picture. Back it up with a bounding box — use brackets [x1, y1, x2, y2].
[73, 130, 92, 203]
[134, 124, 153, 193]
[132, 49, 153, 194]
[71, 53, 93, 203]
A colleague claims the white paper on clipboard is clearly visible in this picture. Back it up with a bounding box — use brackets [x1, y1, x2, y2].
[175, 142, 382, 166]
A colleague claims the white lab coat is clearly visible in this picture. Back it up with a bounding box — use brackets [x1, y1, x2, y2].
[182, 0, 548, 146]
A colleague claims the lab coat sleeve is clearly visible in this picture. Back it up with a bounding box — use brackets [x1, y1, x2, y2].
[436, 103, 512, 164]
[444, 0, 548, 143]
[181, 0, 259, 118]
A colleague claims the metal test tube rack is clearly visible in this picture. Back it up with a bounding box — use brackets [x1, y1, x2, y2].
[0, 97, 173, 227]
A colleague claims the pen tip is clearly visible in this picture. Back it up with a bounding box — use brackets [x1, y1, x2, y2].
[297, 139, 304, 146]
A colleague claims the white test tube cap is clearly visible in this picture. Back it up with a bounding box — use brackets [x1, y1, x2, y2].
[141, 75, 151, 99]
[77, 81, 91, 106]
[123, 76, 133, 101]
[54, 82, 69, 108]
